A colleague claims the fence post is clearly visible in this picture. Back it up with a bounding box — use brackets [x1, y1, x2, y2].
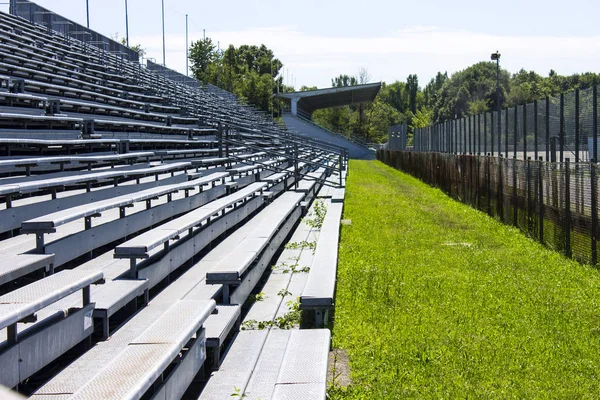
[534, 100, 538, 161]
[486, 153, 491, 215]
[575, 89, 580, 163]
[483, 112, 487, 156]
[491, 111, 495, 157]
[523, 103, 527, 161]
[513, 157, 518, 227]
[546, 96, 551, 162]
[594, 86, 598, 163]
[497, 155, 504, 222]
[538, 157, 544, 244]
[560, 93, 565, 163]
[565, 158, 571, 258]
[463, 118, 467, 155]
[592, 161, 598, 265]
[505, 109, 509, 158]
[513, 106, 518, 160]
[498, 107, 502, 161]
[527, 157, 532, 235]
[477, 114, 481, 155]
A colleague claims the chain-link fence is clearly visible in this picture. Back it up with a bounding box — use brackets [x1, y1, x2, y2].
[413, 87, 600, 163]
[377, 150, 600, 265]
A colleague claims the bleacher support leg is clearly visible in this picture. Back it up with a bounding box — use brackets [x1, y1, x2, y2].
[7, 324, 17, 345]
[83, 285, 91, 306]
[35, 233, 45, 253]
[315, 310, 324, 328]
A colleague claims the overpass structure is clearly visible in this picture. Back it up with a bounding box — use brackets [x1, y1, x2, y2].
[278, 82, 381, 117]
[278, 83, 382, 159]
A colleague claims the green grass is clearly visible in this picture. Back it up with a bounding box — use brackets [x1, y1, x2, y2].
[330, 160, 600, 399]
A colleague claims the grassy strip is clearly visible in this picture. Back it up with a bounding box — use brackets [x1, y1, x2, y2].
[330, 160, 600, 399]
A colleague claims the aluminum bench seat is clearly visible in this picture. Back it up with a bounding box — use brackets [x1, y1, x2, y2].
[0, 165, 190, 235]
[201, 329, 330, 400]
[0, 161, 160, 196]
[114, 181, 267, 259]
[300, 201, 344, 327]
[189, 157, 230, 171]
[31, 299, 215, 400]
[198, 330, 269, 400]
[0, 269, 103, 331]
[156, 148, 219, 157]
[20, 171, 227, 232]
[204, 304, 241, 366]
[0, 61, 168, 105]
[331, 187, 345, 203]
[205, 191, 304, 284]
[270, 330, 330, 399]
[0, 253, 54, 287]
[0, 151, 153, 170]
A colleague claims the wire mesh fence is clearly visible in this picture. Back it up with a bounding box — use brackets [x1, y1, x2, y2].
[377, 150, 600, 265]
[413, 87, 600, 163]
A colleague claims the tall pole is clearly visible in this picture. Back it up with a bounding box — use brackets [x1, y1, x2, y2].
[496, 56, 501, 157]
[185, 14, 189, 76]
[86, 0, 90, 28]
[125, 0, 129, 47]
[491, 51, 501, 157]
[161, 0, 166, 66]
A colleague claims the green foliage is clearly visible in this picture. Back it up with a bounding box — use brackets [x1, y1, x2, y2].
[230, 386, 246, 398]
[314, 64, 600, 144]
[272, 259, 310, 274]
[331, 159, 600, 398]
[249, 292, 266, 302]
[303, 200, 328, 229]
[189, 40, 282, 114]
[241, 298, 302, 330]
[285, 240, 316, 251]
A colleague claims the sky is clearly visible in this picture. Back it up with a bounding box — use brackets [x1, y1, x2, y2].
[3, 0, 600, 89]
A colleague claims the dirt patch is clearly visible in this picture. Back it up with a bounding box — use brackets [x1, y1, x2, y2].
[341, 219, 352, 226]
[328, 348, 352, 388]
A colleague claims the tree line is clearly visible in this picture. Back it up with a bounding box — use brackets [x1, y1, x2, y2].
[187, 38, 600, 143]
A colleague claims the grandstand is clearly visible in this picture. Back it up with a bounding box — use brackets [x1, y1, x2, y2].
[0, 4, 345, 399]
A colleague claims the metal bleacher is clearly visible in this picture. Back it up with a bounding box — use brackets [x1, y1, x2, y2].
[0, 5, 348, 399]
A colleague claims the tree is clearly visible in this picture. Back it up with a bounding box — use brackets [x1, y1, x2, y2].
[406, 74, 419, 115]
[189, 38, 216, 83]
[188, 38, 283, 115]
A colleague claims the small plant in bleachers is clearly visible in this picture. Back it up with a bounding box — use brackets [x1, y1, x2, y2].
[249, 291, 266, 302]
[241, 298, 302, 330]
[277, 288, 292, 297]
[303, 199, 328, 229]
[271, 260, 310, 274]
[285, 240, 316, 252]
[230, 386, 247, 398]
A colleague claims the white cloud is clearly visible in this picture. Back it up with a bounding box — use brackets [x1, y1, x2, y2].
[134, 26, 600, 89]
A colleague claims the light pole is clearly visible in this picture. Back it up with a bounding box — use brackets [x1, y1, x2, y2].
[86, 0, 89, 28]
[491, 51, 501, 157]
[185, 14, 188, 76]
[125, 0, 129, 47]
[161, 0, 166, 66]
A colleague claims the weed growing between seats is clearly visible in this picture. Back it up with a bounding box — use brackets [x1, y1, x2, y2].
[330, 160, 600, 399]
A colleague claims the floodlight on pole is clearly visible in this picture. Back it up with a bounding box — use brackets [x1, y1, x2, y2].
[185, 14, 188, 76]
[161, 0, 166, 66]
[86, 0, 89, 28]
[491, 51, 501, 156]
[125, 0, 129, 47]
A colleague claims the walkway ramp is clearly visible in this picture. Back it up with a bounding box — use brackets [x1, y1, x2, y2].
[283, 114, 375, 160]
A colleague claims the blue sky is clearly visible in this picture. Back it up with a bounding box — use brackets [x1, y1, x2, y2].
[3, 0, 600, 89]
